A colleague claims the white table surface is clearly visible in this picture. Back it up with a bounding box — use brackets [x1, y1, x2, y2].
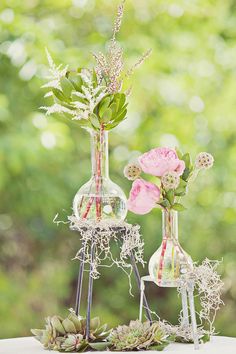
[0, 336, 235, 354]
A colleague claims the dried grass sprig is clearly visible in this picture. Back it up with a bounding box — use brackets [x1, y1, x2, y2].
[112, 0, 125, 41]
[93, 1, 152, 95]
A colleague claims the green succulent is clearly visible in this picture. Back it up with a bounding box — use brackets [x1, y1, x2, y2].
[31, 310, 111, 352]
[60, 334, 87, 352]
[110, 320, 169, 351]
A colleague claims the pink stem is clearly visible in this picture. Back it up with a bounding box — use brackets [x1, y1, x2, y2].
[157, 211, 171, 283]
[82, 197, 94, 219]
[80, 126, 104, 221]
[157, 238, 167, 284]
[95, 126, 104, 221]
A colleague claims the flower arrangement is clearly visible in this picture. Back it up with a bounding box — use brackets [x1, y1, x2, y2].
[124, 147, 214, 215]
[41, 1, 151, 132]
[41, 1, 151, 223]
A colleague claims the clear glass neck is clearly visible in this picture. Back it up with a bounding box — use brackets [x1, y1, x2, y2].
[90, 129, 109, 179]
[162, 209, 178, 240]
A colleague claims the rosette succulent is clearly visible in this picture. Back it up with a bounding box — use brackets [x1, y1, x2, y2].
[110, 320, 168, 351]
[31, 310, 111, 352]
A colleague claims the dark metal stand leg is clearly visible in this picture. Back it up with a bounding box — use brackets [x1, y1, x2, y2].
[75, 251, 85, 316]
[130, 251, 153, 323]
[86, 243, 95, 340]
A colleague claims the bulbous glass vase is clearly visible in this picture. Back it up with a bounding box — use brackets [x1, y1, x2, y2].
[148, 210, 193, 287]
[73, 128, 127, 222]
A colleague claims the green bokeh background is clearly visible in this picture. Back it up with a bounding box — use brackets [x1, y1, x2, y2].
[0, 0, 236, 339]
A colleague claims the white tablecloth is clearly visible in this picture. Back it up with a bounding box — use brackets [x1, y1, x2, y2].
[0, 336, 235, 354]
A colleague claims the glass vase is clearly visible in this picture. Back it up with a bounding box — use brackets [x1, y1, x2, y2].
[73, 128, 127, 222]
[148, 210, 193, 287]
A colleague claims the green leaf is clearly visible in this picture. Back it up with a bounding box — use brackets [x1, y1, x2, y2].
[90, 113, 100, 129]
[98, 97, 111, 117]
[89, 342, 111, 351]
[148, 344, 168, 351]
[104, 111, 127, 130]
[172, 203, 186, 211]
[101, 108, 112, 123]
[114, 108, 127, 123]
[175, 148, 183, 160]
[174, 191, 186, 197]
[166, 189, 175, 205]
[52, 88, 69, 102]
[71, 92, 86, 104]
[92, 69, 98, 86]
[182, 167, 191, 181]
[182, 153, 191, 169]
[200, 333, 210, 343]
[68, 73, 83, 91]
[118, 93, 126, 110]
[109, 102, 117, 115]
[60, 77, 74, 98]
[158, 199, 171, 208]
[175, 179, 187, 195]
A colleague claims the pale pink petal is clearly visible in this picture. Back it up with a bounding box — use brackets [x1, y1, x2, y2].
[127, 178, 160, 215]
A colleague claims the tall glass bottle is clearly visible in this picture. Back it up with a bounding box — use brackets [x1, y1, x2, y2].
[148, 210, 193, 287]
[73, 128, 127, 221]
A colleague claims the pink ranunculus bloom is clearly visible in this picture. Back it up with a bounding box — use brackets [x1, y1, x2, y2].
[127, 178, 160, 215]
[138, 147, 185, 177]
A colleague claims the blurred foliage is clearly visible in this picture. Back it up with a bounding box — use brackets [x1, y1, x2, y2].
[0, 0, 236, 340]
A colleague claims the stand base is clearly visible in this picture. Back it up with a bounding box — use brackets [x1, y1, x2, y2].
[139, 276, 199, 350]
[74, 252, 153, 338]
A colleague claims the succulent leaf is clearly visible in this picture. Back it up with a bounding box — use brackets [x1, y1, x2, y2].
[51, 316, 66, 335]
[62, 318, 77, 334]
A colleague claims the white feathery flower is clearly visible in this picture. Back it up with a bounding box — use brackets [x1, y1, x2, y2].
[40, 104, 76, 116]
[82, 86, 92, 101]
[45, 48, 55, 71]
[43, 49, 68, 94]
[72, 91, 86, 99]
[73, 101, 88, 110]
[41, 80, 61, 89]
[72, 110, 89, 120]
[44, 91, 53, 98]
[80, 69, 92, 85]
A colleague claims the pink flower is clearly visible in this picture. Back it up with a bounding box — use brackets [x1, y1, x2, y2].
[127, 178, 160, 215]
[139, 147, 185, 177]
